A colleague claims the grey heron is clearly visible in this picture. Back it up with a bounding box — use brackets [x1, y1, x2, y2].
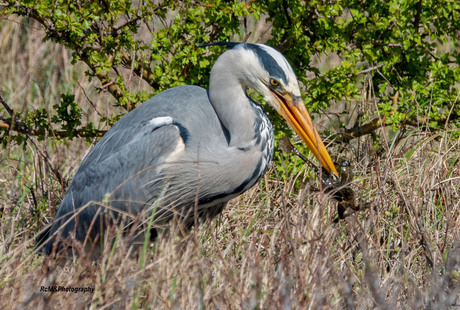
[37, 42, 339, 255]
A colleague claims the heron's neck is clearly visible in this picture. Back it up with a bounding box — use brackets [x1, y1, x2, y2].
[209, 64, 260, 148]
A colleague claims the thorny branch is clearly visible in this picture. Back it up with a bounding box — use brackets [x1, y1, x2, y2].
[0, 94, 104, 188]
[5, 2, 145, 111]
[0, 116, 106, 139]
[335, 111, 459, 143]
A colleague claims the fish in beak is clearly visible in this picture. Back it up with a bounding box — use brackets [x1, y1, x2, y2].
[272, 90, 339, 177]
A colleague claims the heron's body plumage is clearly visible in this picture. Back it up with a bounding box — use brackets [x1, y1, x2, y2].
[38, 43, 337, 255]
[42, 84, 273, 253]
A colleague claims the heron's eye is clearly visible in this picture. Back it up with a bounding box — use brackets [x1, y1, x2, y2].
[270, 78, 280, 87]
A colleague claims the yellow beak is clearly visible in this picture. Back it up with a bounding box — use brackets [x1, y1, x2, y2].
[272, 90, 339, 177]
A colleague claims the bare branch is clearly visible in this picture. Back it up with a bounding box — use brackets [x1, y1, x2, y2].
[334, 107, 459, 143]
[358, 63, 386, 75]
[0, 93, 14, 116]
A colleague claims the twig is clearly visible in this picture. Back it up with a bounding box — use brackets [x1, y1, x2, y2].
[120, 51, 160, 90]
[277, 136, 319, 172]
[334, 109, 459, 144]
[0, 93, 14, 115]
[358, 63, 386, 75]
[77, 81, 103, 118]
[0, 94, 35, 135]
[112, 16, 141, 34]
[196, 3, 213, 8]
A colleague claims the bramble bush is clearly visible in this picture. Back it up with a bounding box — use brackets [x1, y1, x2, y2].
[0, 0, 459, 146]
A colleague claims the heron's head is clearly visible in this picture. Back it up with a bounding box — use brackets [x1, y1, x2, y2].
[211, 42, 338, 177]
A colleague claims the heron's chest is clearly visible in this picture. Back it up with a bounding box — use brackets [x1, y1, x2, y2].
[254, 110, 274, 176]
[233, 107, 274, 192]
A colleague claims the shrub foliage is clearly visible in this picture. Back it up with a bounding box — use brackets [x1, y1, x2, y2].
[0, 0, 459, 144]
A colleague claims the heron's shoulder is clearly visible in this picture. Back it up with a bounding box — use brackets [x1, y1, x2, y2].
[137, 85, 209, 114]
[168, 84, 206, 94]
[146, 85, 207, 103]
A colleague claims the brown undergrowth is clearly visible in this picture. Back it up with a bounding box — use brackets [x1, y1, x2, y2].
[1, 127, 459, 309]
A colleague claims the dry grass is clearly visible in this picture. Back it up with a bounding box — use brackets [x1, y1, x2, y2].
[1, 18, 459, 309]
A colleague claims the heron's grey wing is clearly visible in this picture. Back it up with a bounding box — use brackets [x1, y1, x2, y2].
[48, 118, 185, 246]
[43, 85, 226, 252]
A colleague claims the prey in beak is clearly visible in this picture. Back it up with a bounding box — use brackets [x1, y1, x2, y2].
[271, 88, 339, 178]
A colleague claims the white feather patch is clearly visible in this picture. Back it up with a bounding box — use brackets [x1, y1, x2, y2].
[149, 116, 174, 128]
